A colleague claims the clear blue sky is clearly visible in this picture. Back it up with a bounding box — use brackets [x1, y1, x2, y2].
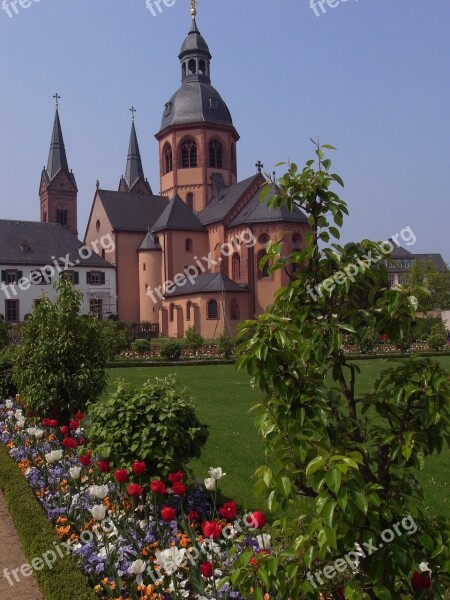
[0, 0, 449, 262]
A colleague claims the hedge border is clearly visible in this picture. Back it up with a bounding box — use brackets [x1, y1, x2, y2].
[0, 445, 96, 600]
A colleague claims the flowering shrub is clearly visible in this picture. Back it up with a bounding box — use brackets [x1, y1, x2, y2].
[0, 399, 268, 600]
[85, 376, 208, 476]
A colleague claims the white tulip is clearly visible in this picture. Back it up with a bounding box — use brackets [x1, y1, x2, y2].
[89, 504, 106, 521]
[204, 477, 216, 491]
[45, 452, 55, 464]
[5, 400, 13, 409]
[27, 427, 36, 436]
[69, 467, 81, 480]
[14, 409, 23, 419]
[89, 484, 109, 499]
[16, 419, 25, 429]
[420, 562, 432, 574]
[6, 410, 14, 418]
[209, 467, 226, 480]
[34, 429, 44, 439]
[256, 533, 272, 550]
[51, 450, 63, 462]
[128, 559, 146, 575]
[155, 548, 186, 575]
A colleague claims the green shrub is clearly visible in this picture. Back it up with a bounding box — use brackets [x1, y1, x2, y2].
[412, 317, 442, 341]
[358, 325, 377, 353]
[86, 376, 208, 474]
[217, 332, 235, 358]
[427, 322, 448, 351]
[102, 320, 133, 359]
[395, 331, 414, 353]
[0, 347, 16, 399]
[0, 316, 10, 351]
[185, 325, 204, 353]
[132, 338, 152, 353]
[160, 341, 182, 361]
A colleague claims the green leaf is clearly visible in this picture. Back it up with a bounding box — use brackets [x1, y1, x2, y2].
[325, 468, 342, 494]
[373, 585, 392, 600]
[306, 456, 327, 477]
[353, 492, 368, 514]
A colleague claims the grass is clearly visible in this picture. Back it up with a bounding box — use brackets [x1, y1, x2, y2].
[105, 356, 450, 516]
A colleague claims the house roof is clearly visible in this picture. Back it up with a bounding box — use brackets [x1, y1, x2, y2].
[164, 271, 248, 298]
[389, 243, 415, 259]
[0, 220, 112, 267]
[152, 194, 206, 232]
[97, 190, 168, 232]
[138, 232, 162, 251]
[226, 184, 308, 228]
[414, 253, 448, 271]
[198, 175, 261, 226]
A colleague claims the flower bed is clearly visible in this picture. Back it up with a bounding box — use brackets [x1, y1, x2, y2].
[0, 399, 267, 600]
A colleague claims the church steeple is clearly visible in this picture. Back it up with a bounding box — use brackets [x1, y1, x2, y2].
[39, 95, 78, 235]
[119, 108, 152, 195]
[179, 7, 212, 84]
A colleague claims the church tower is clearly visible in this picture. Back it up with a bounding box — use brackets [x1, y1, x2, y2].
[39, 95, 78, 235]
[155, 2, 239, 212]
[118, 108, 152, 194]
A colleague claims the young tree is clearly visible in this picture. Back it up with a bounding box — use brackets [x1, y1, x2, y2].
[407, 258, 450, 311]
[185, 325, 204, 354]
[231, 146, 450, 599]
[14, 278, 108, 423]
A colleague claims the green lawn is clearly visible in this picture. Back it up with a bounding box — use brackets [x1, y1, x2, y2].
[105, 357, 450, 516]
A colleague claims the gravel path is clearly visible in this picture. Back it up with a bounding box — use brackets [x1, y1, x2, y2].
[0, 491, 44, 599]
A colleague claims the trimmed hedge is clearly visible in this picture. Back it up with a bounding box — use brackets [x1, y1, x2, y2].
[0, 445, 96, 600]
[106, 358, 235, 368]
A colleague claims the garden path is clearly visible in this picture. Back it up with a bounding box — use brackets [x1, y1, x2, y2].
[0, 491, 44, 599]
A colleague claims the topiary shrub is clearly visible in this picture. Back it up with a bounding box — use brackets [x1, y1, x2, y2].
[160, 341, 182, 361]
[85, 376, 208, 474]
[131, 338, 152, 353]
[427, 322, 448, 351]
[185, 325, 204, 354]
[217, 332, 235, 358]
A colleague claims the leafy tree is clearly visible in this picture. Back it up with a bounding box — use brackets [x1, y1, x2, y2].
[185, 325, 204, 354]
[407, 258, 450, 311]
[160, 341, 182, 361]
[217, 332, 235, 358]
[231, 146, 450, 599]
[427, 322, 448, 351]
[13, 278, 108, 423]
[101, 319, 132, 359]
[86, 376, 208, 475]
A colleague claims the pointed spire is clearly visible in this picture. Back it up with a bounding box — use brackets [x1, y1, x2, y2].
[119, 109, 152, 194]
[47, 96, 69, 180]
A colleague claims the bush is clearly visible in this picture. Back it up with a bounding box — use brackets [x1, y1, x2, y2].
[86, 376, 208, 475]
[160, 341, 182, 361]
[0, 347, 16, 399]
[132, 338, 152, 353]
[102, 320, 133, 359]
[411, 317, 442, 342]
[427, 322, 448, 350]
[0, 316, 10, 351]
[395, 331, 414, 353]
[185, 325, 204, 353]
[217, 332, 235, 358]
[358, 325, 377, 353]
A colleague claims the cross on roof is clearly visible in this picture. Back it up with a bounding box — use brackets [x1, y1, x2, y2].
[53, 93, 61, 109]
[256, 160, 264, 174]
[129, 106, 136, 122]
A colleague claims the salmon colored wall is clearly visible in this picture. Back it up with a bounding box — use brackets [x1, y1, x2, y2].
[116, 232, 143, 323]
[84, 195, 117, 266]
[138, 249, 163, 324]
[164, 230, 209, 283]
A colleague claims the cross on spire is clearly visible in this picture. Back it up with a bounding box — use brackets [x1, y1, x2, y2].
[256, 160, 264, 174]
[129, 106, 136, 123]
[190, 0, 197, 19]
[53, 93, 61, 109]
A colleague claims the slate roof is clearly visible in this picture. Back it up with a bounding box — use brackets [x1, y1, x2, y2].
[389, 244, 415, 259]
[138, 232, 162, 251]
[227, 185, 308, 228]
[96, 190, 168, 233]
[47, 109, 69, 180]
[122, 121, 152, 193]
[179, 19, 211, 58]
[198, 175, 261, 226]
[0, 220, 111, 267]
[414, 253, 448, 271]
[164, 272, 248, 298]
[152, 194, 206, 232]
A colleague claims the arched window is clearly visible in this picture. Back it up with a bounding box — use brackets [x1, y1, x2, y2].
[199, 59, 206, 75]
[188, 59, 196, 75]
[185, 238, 193, 252]
[209, 139, 223, 169]
[292, 233, 302, 244]
[43, 211, 47, 222]
[101, 249, 106, 260]
[231, 143, 236, 174]
[232, 253, 240, 280]
[57, 209, 68, 226]
[163, 143, 173, 174]
[207, 299, 218, 320]
[230, 299, 239, 320]
[258, 233, 270, 245]
[170, 303, 175, 322]
[257, 250, 270, 279]
[186, 193, 194, 211]
[96, 219, 101, 232]
[186, 301, 192, 321]
[181, 139, 198, 168]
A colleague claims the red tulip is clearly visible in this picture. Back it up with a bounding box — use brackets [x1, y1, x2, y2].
[42, 418, 51, 427]
[60, 426, 69, 435]
[75, 411, 85, 421]
[411, 571, 432, 591]
[168, 470, 184, 483]
[150, 480, 167, 495]
[199, 561, 213, 578]
[78, 437, 86, 446]
[188, 510, 199, 522]
[69, 419, 79, 431]
[62, 437, 77, 448]
[128, 483, 143, 497]
[80, 453, 91, 466]
[98, 460, 110, 473]
[161, 507, 177, 521]
[49, 419, 58, 428]
[219, 501, 237, 520]
[132, 461, 146, 475]
[249, 511, 266, 529]
[202, 520, 222, 539]
[172, 482, 186, 496]
[114, 469, 128, 484]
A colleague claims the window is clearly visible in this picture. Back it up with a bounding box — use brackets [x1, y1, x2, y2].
[257, 250, 270, 279]
[232, 253, 240, 280]
[186, 301, 192, 321]
[388, 276, 395, 287]
[170, 303, 175, 322]
[20, 240, 30, 252]
[209, 98, 219, 110]
[164, 102, 172, 117]
[181, 139, 197, 168]
[101, 249, 106, 260]
[5, 300, 19, 323]
[292, 233, 302, 244]
[163, 143, 173, 174]
[87, 271, 106, 285]
[230, 299, 239, 320]
[43, 210, 47, 222]
[231, 143, 236, 174]
[61, 271, 79, 284]
[2, 270, 21, 284]
[209, 139, 223, 169]
[258, 233, 270, 244]
[398, 275, 410, 285]
[143, 263, 146, 272]
[34, 299, 42, 308]
[188, 59, 196, 75]
[207, 299, 218, 320]
[96, 220, 101, 233]
[56, 209, 68, 226]
[186, 192, 194, 211]
[185, 238, 193, 252]
[89, 299, 103, 319]
[199, 59, 206, 75]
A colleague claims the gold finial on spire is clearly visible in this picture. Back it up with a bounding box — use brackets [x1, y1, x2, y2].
[129, 106, 136, 123]
[190, 0, 197, 19]
[53, 93, 61, 109]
